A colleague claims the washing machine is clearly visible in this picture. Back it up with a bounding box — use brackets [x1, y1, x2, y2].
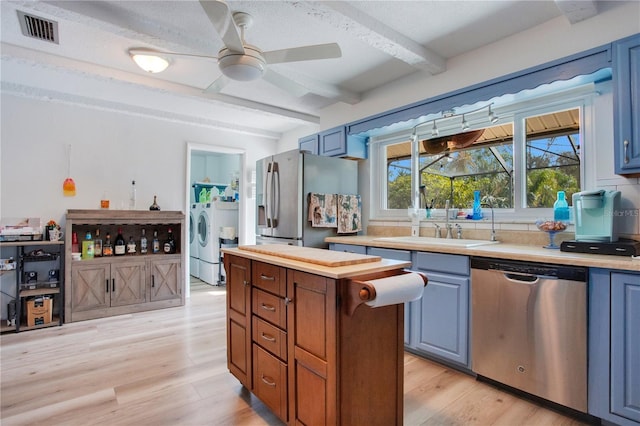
[198, 201, 238, 285]
[189, 203, 201, 278]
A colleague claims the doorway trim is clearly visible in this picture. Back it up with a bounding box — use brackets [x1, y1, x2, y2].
[185, 142, 246, 298]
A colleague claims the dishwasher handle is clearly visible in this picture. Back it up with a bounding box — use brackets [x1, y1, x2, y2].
[503, 270, 539, 284]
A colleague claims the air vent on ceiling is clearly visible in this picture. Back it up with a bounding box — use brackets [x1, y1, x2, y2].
[17, 11, 59, 44]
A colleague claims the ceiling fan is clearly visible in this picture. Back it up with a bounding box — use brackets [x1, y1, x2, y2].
[129, 0, 342, 97]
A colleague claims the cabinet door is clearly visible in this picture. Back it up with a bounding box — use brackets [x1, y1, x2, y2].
[413, 269, 469, 366]
[611, 272, 640, 422]
[224, 254, 252, 388]
[287, 269, 336, 425]
[298, 134, 319, 155]
[111, 260, 146, 307]
[614, 34, 640, 174]
[149, 257, 182, 302]
[71, 263, 110, 312]
[319, 126, 346, 157]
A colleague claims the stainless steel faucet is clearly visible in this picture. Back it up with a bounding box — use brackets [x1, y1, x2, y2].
[433, 223, 441, 238]
[482, 202, 497, 241]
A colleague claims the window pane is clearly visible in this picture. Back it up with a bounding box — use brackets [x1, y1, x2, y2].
[386, 140, 412, 209]
[418, 124, 514, 210]
[525, 109, 581, 208]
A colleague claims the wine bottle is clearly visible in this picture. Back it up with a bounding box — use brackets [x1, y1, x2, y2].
[140, 228, 148, 254]
[114, 228, 126, 256]
[103, 233, 113, 256]
[71, 232, 79, 253]
[127, 236, 137, 255]
[152, 230, 160, 254]
[163, 227, 176, 254]
[94, 229, 103, 257]
[149, 195, 160, 211]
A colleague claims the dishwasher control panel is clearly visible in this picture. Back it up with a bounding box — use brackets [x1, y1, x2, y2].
[471, 257, 587, 281]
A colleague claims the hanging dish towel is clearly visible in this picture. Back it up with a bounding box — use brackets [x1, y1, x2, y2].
[337, 194, 362, 234]
[308, 193, 338, 227]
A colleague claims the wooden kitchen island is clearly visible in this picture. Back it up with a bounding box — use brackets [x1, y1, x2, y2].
[222, 245, 416, 426]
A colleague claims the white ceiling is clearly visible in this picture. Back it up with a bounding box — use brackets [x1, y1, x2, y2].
[1, 0, 602, 138]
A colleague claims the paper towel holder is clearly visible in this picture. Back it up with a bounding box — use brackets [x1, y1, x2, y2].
[346, 271, 428, 316]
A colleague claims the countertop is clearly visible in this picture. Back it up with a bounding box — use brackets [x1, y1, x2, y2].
[325, 236, 640, 272]
[222, 246, 411, 279]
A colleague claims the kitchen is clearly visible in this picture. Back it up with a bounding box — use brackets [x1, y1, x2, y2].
[1, 1, 640, 425]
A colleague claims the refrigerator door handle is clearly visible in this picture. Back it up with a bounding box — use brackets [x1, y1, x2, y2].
[265, 162, 273, 228]
[272, 162, 279, 228]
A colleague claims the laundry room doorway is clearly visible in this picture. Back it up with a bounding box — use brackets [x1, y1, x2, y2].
[186, 143, 245, 297]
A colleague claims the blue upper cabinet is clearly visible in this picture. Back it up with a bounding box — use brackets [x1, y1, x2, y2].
[299, 126, 367, 159]
[614, 34, 640, 175]
[298, 134, 319, 155]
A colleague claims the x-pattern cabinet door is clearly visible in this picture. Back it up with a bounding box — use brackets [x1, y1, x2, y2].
[71, 263, 110, 312]
[111, 260, 146, 307]
[149, 257, 182, 302]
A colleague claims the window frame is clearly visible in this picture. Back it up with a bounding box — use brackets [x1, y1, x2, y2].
[370, 84, 598, 221]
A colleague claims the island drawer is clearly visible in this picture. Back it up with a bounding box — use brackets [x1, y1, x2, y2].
[252, 261, 286, 297]
[253, 288, 287, 329]
[253, 344, 288, 422]
[253, 316, 287, 362]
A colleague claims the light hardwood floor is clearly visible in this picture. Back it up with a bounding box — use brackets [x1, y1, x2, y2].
[1, 279, 590, 425]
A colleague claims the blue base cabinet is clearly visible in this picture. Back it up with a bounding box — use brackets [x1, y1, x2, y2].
[589, 269, 640, 426]
[409, 252, 470, 368]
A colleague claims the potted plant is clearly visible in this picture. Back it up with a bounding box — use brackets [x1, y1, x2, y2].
[46, 220, 62, 241]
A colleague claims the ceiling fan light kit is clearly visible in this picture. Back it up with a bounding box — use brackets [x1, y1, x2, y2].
[218, 46, 266, 81]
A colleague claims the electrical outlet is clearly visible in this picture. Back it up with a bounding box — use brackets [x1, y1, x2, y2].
[411, 225, 419, 237]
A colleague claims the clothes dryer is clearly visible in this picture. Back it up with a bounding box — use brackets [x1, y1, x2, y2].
[189, 203, 201, 278]
[198, 201, 238, 285]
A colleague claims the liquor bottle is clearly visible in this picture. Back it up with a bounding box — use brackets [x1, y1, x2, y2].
[152, 230, 160, 254]
[163, 227, 176, 254]
[94, 229, 103, 257]
[149, 195, 160, 211]
[82, 232, 94, 260]
[103, 233, 113, 256]
[127, 236, 137, 255]
[140, 228, 148, 254]
[114, 228, 126, 256]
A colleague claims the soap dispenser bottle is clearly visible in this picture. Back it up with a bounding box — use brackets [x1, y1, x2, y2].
[553, 191, 570, 221]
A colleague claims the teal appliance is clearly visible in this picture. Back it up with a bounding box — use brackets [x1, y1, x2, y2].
[572, 190, 621, 242]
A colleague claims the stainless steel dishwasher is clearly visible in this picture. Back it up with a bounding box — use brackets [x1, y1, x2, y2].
[470, 257, 588, 412]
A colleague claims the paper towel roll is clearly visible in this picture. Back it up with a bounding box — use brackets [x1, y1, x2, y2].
[364, 273, 425, 308]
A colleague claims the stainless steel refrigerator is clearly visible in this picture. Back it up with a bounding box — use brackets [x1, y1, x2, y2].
[256, 149, 358, 247]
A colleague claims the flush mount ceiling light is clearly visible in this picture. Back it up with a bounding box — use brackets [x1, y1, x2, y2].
[129, 49, 169, 73]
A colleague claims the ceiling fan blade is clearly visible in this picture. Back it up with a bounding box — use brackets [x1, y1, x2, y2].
[262, 69, 310, 98]
[199, 0, 245, 54]
[263, 43, 341, 64]
[204, 75, 230, 93]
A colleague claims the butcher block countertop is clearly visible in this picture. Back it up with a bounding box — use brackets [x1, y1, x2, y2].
[325, 236, 640, 272]
[222, 245, 411, 279]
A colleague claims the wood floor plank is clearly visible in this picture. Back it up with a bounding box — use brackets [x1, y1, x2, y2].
[1, 280, 589, 426]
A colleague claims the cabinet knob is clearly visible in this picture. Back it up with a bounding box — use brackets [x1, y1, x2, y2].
[243, 280, 249, 287]
[624, 140, 629, 164]
[284, 297, 293, 305]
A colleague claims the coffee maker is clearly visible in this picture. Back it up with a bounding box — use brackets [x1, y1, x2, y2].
[572, 189, 621, 242]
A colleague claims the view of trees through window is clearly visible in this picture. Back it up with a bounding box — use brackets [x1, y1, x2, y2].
[385, 108, 581, 211]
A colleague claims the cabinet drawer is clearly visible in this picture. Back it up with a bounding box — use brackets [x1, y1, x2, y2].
[252, 261, 286, 297]
[413, 252, 469, 276]
[253, 316, 287, 362]
[253, 288, 287, 329]
[253, 344, 288, 422]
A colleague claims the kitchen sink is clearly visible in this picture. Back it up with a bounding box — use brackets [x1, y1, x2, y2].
[373, 236, 501, 248]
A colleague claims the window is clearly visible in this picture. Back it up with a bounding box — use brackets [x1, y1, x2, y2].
[371, 88, 594, 219]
